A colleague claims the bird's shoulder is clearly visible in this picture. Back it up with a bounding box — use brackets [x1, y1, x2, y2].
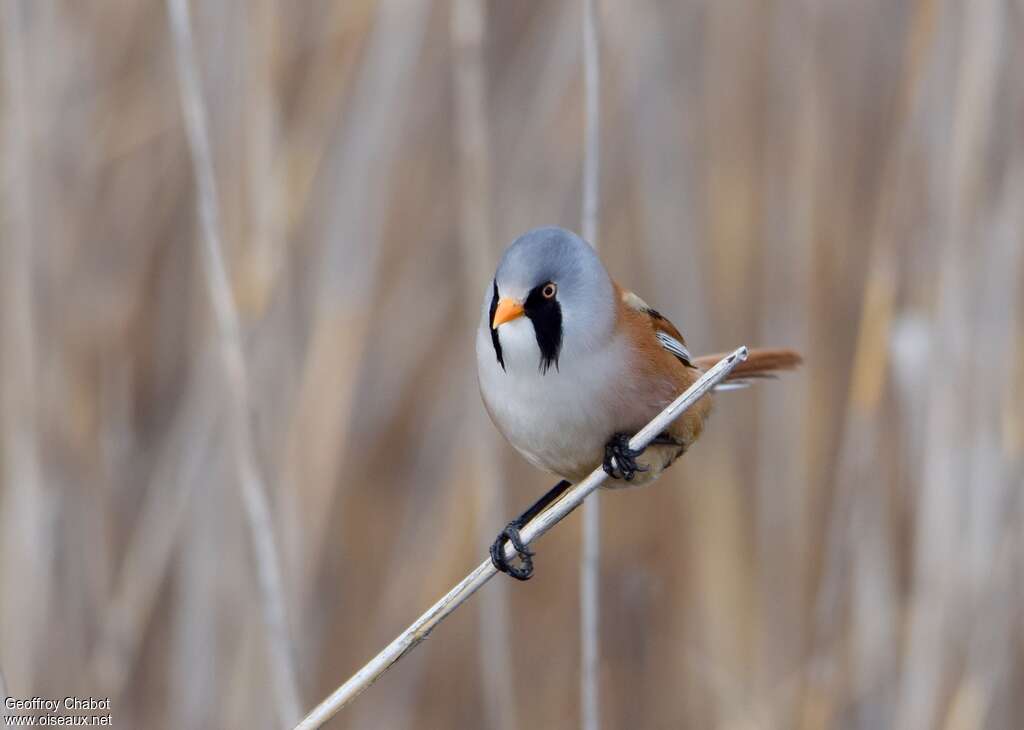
[616, 285, 695, 368]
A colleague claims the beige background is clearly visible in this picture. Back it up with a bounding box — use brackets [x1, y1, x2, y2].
[1, 1, 1022, 728]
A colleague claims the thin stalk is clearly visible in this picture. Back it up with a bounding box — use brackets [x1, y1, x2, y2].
[166, 0, 302, 723]
[0, 0, 49, 694]
[579, 1, 602, 729]
[451, 1, 519, 728]
[293, 347, 748, 730]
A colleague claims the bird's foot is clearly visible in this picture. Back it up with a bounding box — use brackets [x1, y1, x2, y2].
[489, 480, 572, 581]
[603, 432, 648, 481]
[490, 521, 535, 581]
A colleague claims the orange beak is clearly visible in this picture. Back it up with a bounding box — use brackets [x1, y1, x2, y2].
[491, 297, 525, 329]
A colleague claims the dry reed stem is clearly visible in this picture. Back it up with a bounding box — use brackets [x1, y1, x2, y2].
[451, 1, 519, 728]
[808, 0, 939, 709]
[751, 2, 817, 711]
[88, 361, 219, 699]
[166, 0, 302, 723]
[898, 1, 1005, 726]
[579, 1, 602, 729]
[286, 0, 431, 617]
[293, 347, 748, 730]
[0, 0, 49, 694]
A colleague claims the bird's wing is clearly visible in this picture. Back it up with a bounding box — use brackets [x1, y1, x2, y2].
[619, 289, 695, 368]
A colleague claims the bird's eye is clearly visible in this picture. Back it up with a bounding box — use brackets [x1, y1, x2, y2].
[542, 282, 557, 299]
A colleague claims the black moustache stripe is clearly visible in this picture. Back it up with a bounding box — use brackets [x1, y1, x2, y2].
[524, 285, 562, 374]
[489, 279, 505, 371]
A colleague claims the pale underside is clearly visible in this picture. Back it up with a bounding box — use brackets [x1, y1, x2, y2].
[477, 287, 710, 488]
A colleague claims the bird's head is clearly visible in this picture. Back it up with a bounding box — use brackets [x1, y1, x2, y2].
[484, 226, 615, 374]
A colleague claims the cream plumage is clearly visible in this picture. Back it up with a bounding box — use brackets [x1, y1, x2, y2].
[478, 227, 800, 579]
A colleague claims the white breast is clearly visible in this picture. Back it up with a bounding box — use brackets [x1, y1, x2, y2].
[476, 316, 659, 483]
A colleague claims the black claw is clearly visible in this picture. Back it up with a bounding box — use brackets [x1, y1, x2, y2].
[490, 521, 535, 581]
[489, 480, 572, 582]
[603, 432, 649, 481]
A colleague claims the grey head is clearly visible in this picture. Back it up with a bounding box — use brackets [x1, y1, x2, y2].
[485, 226, 616, 374]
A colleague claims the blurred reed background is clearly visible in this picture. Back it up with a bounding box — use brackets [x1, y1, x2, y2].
[1, 0, 1023, 728]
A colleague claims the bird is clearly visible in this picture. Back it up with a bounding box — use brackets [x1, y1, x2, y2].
[477, 226, 801, 580]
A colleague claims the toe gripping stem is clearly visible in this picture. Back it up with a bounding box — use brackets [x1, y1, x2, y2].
[603, 432, 649, 481]
[490, 479, 572, 581]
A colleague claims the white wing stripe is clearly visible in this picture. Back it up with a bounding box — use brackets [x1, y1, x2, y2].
[654, 331, 692, 363]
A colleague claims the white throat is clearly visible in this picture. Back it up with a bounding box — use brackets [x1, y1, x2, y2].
[494, 316, 547, 373]
[476, 289, 630, 480]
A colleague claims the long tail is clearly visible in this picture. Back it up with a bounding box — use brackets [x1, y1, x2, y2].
[694, 348, 802, 385]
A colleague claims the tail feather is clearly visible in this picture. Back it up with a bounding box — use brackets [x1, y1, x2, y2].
[694, 348, 802, 382]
